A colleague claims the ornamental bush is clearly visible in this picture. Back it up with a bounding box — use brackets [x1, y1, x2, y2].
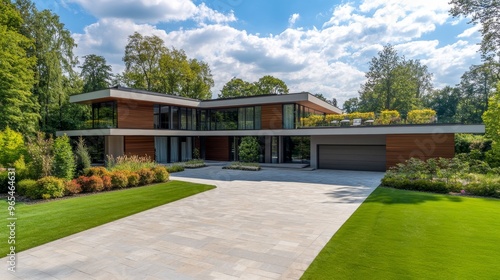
[239, 136, 260, 163]
[17, 179, 37, 197]
[53, 135, 75, 180]
[111, 171, 128, 189]
[152, 166, 169, 183]
[84, 166, 110, 177]
[77, 175, 104, 193]
[64, 179, 82, 196]
[102, 175, 112, 190]
[35, 176, 65, 199]
[0, 127, 25, 167]
[74, 136, 91, 176]
[137, 168, 155, 185]
[127, 172, 140, 187]
[376, 110, 400, 125]
[407, 109, 436, 124]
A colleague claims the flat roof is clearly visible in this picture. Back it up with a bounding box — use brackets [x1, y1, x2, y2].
[56, 124, 485, 137]
[69, 86, 342, 114]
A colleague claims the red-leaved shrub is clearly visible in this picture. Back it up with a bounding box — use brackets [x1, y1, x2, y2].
[64, 179, 82, 196]
[77, 175, 104, 192]
[102, 175, 112, 190]
[84, 166, 110, 177]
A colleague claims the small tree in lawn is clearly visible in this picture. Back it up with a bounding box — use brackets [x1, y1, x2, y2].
[53, 134, 75, 180]
[74, 136, 91, 175]
[239, 137, 260, 163]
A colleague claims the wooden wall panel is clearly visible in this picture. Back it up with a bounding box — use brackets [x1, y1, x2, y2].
[261, 104, 282, 129]
[124, 136, 155, 159]
[205, 136, 229, 161]
[386, 133, 454, 169]
[117, 100, 153, 129]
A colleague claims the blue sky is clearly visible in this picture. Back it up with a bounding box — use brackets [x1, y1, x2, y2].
[33, 0, 482, 105]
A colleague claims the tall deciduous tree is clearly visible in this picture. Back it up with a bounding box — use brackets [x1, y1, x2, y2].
[80, 54, 113, 92]
[219, 77, 257, 98]
[219, 75, 288, 98]
[182, 59, 214, 100]
[0, 0, 39, 134]
[15, 0, 77, 133]
[123, 32, 166, 91]
[456, 63, 498, 123]
[424, 86, 461, 123]
[342, 97, 359, 113]
[450, 0, 500, 64]
[255, 75, 289, 95]
[358, 44, 433, 116]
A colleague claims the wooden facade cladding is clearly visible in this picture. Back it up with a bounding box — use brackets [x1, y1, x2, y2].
[124, 136, 155, 159]
[117, 100, 153, 129]
[386, 133, 455, 169]
[261, 104, 283, 129]
[205, 136, 229, 161]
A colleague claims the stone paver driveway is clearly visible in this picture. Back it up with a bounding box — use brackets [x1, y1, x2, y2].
[2, 167, 383, 280]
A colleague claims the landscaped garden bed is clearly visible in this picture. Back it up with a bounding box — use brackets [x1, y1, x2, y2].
[223, 162, 261, 171]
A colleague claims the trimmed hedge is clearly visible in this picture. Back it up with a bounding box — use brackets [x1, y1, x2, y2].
[35, 176, 65, 199]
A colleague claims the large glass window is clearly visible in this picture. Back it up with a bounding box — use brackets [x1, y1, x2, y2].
[154, 105, 170, 129]
[283, 104, 295, 129]
[283, 136, 310, 163]
[171, 106, 179, 130]
[254, 106, 261, 129]
[92, 101, 117, 128]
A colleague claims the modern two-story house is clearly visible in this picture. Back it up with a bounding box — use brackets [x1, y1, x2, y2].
[56, 86, 485, 171]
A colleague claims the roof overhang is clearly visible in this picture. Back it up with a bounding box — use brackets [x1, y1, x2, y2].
[56, 124, 485, 137]
[70, 88, 342, 114]
[70, 88, 201, 108]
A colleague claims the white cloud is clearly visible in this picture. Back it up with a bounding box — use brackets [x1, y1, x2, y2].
[457, 25, 480, 38]
[71, 0, 482, 106]
[68, 0, 235, 24]
[288, 13, 300, 27]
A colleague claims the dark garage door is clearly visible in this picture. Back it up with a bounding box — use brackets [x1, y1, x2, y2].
[318, 145, 386, 171]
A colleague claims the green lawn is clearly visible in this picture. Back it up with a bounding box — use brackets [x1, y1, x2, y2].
[0, 180, 215, 256]
[302, 187, 500, 279]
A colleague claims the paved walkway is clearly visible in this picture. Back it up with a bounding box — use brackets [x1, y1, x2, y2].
[2, 167, 383, 280]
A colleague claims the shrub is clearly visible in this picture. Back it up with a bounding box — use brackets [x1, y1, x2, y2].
[102, 175, 112, 190]
[455, 134, 492, 154]
[137, 168, 155, 185]
[407, 109, 436, 124]
[106, 154, 157, 172]
[239, 136, 260, 163]
[485, 147, 500, 168]
[77, 175, 104, 193]
[74, 136, 91, 175]
[348, 112, 375, 121]
[376, 110, 400, 125]
[468, 159, 491, 174]
[0, 127, 25, 167]
[152, 166, 169, 183]
[111, 171, 128, 189]
[53, 135, 75, 180]
[301, 115, 325, 127]
[84, 166, 110, 177]
[167, 164, 184, 173]
[64, 179, 82, 196]
[25, 132, 54, 179]
[12, 155, 29, 181]
[34, 176, 65, 199]
[17, 179, 37, 197]
[127, 172, 140, 187]
[0, 172, 9, 193]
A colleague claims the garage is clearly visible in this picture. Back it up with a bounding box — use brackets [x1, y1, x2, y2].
[318, 145, 386, 172]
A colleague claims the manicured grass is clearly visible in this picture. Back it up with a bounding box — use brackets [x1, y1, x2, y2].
[0, 180, 215, 255]
[302, 187, 500, 279]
